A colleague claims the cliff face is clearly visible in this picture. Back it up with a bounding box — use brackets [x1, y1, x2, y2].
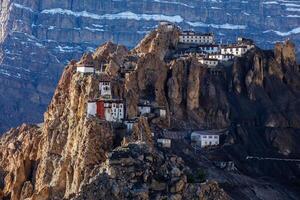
[0, 0, 300, 132]
[0, 25, 300, 200]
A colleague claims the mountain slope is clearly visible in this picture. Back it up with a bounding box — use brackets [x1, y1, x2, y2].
[0, 24, 300, 200]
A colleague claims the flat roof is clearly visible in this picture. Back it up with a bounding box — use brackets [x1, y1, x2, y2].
[181, 31, 214, 36]
[88, 98, 123, 103]
[191, 129, 225, 136]
[221, 45, 248, 49]
[198, 44, 219, 48]
[199, 58, 219, 61]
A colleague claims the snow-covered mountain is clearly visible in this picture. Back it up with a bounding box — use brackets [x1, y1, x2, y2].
[0, 0, 299, 132]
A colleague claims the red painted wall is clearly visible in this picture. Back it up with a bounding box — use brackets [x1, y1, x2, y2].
[97, 100, 105, 119]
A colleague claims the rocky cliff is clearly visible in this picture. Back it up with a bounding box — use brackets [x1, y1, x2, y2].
[0, 0, 300, 132]
[0, 24, 300, 200]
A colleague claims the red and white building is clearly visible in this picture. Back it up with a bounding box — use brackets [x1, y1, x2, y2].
[87, 99, 124, 122]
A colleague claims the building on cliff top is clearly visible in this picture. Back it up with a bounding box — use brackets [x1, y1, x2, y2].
[76, 53, 95, 73]
[179, 31, 215, 45]
[76, 63, 95, 73]
[159, 21, 176, 31]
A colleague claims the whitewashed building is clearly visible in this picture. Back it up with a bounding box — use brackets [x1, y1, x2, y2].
[221, 46, 248, 57]
[138, 101, 152, 116]
[209, 54, 234, 61]
[159, 21, 175, 31]
[104, 99, 124, 122]
[99, 75, 112, 98]
[191, 131, 220, 148]
[179, 31, 214, 45]
[157, 138, 171, 148]
[198, 45, 220, 54]
[198, 58, 219, 67]
[76, 64, 95, 73]
[159, 109, 167, 118]
[124, 118, 137, 132]
[87, 101, 97, 117]
[86, 99, 124, 122]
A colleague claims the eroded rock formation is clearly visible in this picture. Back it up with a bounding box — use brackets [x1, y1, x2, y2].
[0, 25, 299, 200]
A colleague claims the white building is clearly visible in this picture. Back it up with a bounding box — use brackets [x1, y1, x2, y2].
[209, 54, 234, 61]
[99, 75, 112, 98]
[76, 64, 95, 73]
[191, 131, 220, 148]
[221, 46, 248, 57]
[124, 119, 137, 132]
[157, 139, 171, 148]
[104, 99, 124, 122]
[179, 31, 214, 45]
[86, 99, 124, 122]
[159, 109, 167, 118]
[138, 101, 151, 116]
[198, 58, 219, 67]
[159, 21, 175, 31]
[198, 45, 220, 54]
[87, 101, 97, 117]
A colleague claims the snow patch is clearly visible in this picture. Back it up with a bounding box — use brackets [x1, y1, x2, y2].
[12, 3, 34, 12]
[187, 21, 246, 30]
[264, 27, 300, 36]
[41, 9, 184, 23]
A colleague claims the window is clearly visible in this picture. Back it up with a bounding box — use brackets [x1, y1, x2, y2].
[203, 136, 207, 138]
[209, 136, 212, 139]
[214, 136, 218, 139]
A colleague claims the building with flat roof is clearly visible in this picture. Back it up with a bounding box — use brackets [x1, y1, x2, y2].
[198, 58, 219, 67]
[179, 31, 214, 45]
[191, 130, 221, 148]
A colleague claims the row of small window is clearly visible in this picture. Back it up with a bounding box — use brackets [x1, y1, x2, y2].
[112, 104, 123, 108]
[182, 39, 211, 43]
[200, 47, 218, 50]
[101, 82, 110, 86]
[181, 35, 212, 39]
[204, 61, 218, 65]
[202, 135, 218, 139]
[223, 48, 246, 52]
[203, 141, 218, 145]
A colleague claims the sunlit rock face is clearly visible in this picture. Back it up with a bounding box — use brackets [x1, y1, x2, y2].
[0, 0, 299, 132]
